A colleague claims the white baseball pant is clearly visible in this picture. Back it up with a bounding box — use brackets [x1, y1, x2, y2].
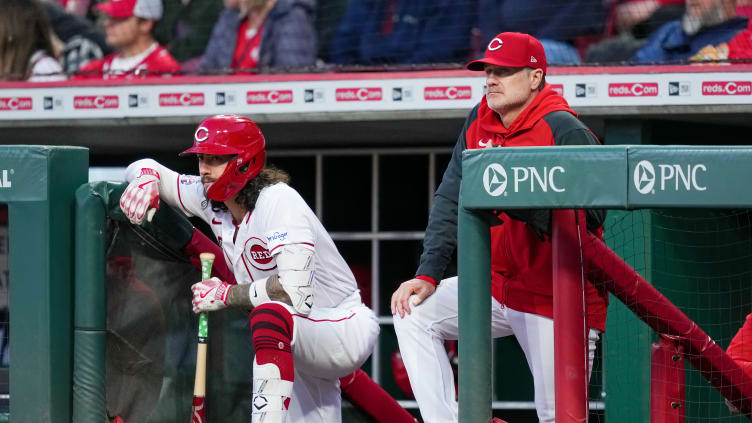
[393, 276, 600, 423]
[283, 293, 380, 423]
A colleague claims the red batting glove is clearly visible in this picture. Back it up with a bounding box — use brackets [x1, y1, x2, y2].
[120, 168, 160, 225]
[191, 277, 230, 313]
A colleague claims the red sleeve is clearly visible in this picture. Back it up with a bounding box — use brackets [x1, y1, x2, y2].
[183, 228, 237, 284]
[728, 313, 752, 379]
[415, 274, 437, 287]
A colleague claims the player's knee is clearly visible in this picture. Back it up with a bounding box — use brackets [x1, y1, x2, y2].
[250, 303, 295, 367]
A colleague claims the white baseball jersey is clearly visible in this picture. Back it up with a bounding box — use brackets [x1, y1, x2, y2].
[127, 160, 358, 309]
[126, 159, 379, 423]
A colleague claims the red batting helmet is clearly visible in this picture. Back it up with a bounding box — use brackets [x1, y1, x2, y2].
[180, 114, 265, 201]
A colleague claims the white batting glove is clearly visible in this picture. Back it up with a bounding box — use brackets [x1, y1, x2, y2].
[120, 168, 161, 225]
[191, 277, 230, 313]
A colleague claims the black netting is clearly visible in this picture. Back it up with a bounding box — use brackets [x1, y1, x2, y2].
[105, 221, 253, 422]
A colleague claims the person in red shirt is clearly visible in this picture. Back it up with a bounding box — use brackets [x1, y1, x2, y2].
[390, 32, 607, 423]
[75, 0, 179, 79]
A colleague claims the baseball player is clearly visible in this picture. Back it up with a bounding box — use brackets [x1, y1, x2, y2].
[119, 114, 380, 423]
[390, 32, 608, 423]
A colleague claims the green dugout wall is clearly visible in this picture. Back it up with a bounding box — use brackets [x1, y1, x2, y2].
[0, 146, 88, 423]
[457, 145, 752, 422]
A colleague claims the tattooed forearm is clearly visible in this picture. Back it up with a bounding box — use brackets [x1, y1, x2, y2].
[265, 274, 293, 306]
[226, 284, 252, 308]
[225, 274, 292, 309]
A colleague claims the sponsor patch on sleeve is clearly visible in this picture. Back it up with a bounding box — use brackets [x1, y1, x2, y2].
[179, 175, 201, 185]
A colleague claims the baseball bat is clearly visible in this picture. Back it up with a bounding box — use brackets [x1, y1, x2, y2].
[191, 252, 214, 423]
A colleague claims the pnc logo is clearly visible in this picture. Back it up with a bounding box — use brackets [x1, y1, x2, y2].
[335, 88, 382, 101]
[246, 90, 293, 104]
[194, 126, 209, 142]
[633, 160, 655, 194]
[424, 86, 472, 100]
[483, 164, 507, 196]
[608, 83, 659, 97]
[483, 164, 565, 196]
[633, 160, 707, 194]
[244, 237, 276, 271]
[0, 97, 32, 111]
[701, 81, 752, 96]
[158, 93, 205, 106]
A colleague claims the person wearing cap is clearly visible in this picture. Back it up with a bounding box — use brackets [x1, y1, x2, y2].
[75, 0, 179, 78]
[390, 32, 608, 423]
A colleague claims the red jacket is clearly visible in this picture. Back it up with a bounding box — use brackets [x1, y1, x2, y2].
[417, 85, 609, 331]
[75, 44, 180, 79]
[727, 313, 752, 380]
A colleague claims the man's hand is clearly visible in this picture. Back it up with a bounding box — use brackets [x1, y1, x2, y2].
[120, 168, 160, 225]
[391, 278, 436, 318]
[191, 277, 230, 313]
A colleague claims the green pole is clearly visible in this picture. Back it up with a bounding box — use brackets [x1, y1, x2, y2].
[457, 198, 491, 422]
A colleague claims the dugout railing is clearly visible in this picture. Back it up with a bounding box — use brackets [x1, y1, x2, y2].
[457, 145, 752, 422]
[0, 146, 88, 423]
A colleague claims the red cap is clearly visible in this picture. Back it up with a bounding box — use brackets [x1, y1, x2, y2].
[94, 0, 162, 20]
[467, 32, 547, 74]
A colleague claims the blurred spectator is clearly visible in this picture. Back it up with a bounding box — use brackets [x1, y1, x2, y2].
[0, 0, 65, 82]
[199, 0, 316, 73]
[63, 0, 93, 17]
[315, 0, 348, 62]
[44, 1, 113, 73]
[75, 0, 180, 79]
[632, 0, 748, 63]
[587, 0, 686, 63]
[328, 0, 475, 66]
[476, 0, 607, 64]
[154, 0, 222, 71]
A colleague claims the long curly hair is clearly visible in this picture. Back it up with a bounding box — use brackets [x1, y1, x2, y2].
[210, 165, 290, 213]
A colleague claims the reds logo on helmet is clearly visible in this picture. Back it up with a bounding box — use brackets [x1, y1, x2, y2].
[194, 126, 209, 142]
[243, 237, 277, 272]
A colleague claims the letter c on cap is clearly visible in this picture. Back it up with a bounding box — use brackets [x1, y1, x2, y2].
[194, 126, 209, 142]
[488, 38, 503, 51]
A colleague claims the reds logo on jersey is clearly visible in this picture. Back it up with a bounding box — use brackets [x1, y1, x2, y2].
[244, 237, 276, 271]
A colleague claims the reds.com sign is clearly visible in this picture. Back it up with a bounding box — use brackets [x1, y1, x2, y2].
[246, 90, 293, 104]
[159, 93, 205, 106]
[335, 88, 382, 101]
[424, 86, 472, 100]
[0, 97, 32, 111]
[608, 83, 659, 97]
[701, 81, 752, 95]
[74, 95, 119, 109]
